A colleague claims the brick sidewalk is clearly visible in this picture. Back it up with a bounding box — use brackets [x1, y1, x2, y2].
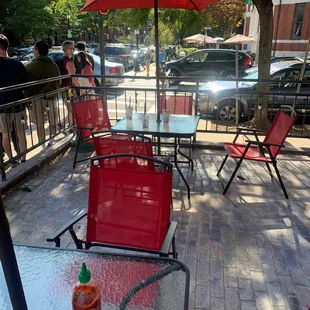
[4, 148, 310, 310]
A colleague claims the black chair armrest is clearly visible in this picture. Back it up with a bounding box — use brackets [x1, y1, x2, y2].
[91, 153, 173, 170]
[160, 221, 177, 255]
[245, 140, 284, 148]
[46, 211, 87, 245]
[79, 126, 94, 130]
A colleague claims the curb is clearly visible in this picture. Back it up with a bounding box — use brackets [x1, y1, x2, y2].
[0, 135, 73, 195]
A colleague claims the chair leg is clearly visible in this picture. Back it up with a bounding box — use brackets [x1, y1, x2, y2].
[172, 236, 178, 259]
[73, 138, 81, 169]
[223, 157, 244, 195]
[217, 154, 228, 176]
[265, 163, 273, 177]
[272, 161, 289, 199]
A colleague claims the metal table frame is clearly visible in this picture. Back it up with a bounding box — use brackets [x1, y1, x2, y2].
[111, 114, 200, 200]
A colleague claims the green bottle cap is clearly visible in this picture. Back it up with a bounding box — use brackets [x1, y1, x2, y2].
[78, 263, 91, 283]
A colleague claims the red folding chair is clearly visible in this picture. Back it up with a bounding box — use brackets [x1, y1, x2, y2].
[72, 95, 131, 168]
[47, 154, 177, 258]
[92, 134, 155, 172]
[159, 94, 194, 168]
[160, 95, 193, 115]
[217, 106, 297, 199]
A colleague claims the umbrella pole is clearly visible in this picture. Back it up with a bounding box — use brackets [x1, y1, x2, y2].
[235, 44, 239, 126]
[154, 0, 161, 123]
[98, 13, 106, 100]
[0, 196, 28, 310]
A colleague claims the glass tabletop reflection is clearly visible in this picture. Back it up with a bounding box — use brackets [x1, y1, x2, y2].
[111, 113, 200, 138]
[0, 245, 189, 310]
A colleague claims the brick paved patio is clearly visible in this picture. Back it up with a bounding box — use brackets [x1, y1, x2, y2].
[4, 147, 310, 310]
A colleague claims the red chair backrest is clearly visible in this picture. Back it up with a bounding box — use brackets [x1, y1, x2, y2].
[263, 110, 296, 158]
[92, 136, 155, 171]
[86, 165, 172, 251]
[160, 95, 193, 115]
[72, 98, 111, 139]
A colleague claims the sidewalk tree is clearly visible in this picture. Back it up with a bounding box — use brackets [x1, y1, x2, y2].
[203, 0, 244, 35]
[3, 0, 54, 41]
[111, 9, 151, 30]
[251, 0, 274, 129]
[110, 1, 244, 43]
[151, 22, 174, 46]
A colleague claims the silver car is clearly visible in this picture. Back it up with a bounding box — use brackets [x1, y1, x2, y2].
[19, 50, 125, 86]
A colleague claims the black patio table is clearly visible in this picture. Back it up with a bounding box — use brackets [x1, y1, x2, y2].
[0, 245, 189, 310]
[111, 113, 200, 200]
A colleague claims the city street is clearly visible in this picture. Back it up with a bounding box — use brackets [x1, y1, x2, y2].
[106, 64, 197, 119]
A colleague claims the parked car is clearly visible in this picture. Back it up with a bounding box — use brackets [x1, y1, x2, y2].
[85, 43, 98, 54]
[166, 49, 252, 84]
[197, 60, 310, 122]
[270, 56, 298, 63]
[8, 46, 33, 58]
[19, 50, 125, 86]
[104, 45, 134, 72]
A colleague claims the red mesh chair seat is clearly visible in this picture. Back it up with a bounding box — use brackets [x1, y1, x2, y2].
[87, 165, 172, 252]
[72, 97, 131, 167]
[73, 98, 111, 138]
[93, 136, 155, 171]
[218, 107, 297, 199]
[46, 155, 177, 257]
[160, 95, 193, 115]
[224, 143, 271, 162]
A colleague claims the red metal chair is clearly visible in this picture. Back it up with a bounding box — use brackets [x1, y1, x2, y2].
[217, 106, 297, 199]
[160, 95, 193, 115]
[92, 134, 155, 171]
[72, 95, 131, 168]
[47, 154, 177, 258]
[159, 94, 194, 168]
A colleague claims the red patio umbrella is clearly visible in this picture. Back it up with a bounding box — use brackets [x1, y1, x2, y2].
[80, 0, 220, 122]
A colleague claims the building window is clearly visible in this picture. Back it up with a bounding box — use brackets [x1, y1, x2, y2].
[292, 3, 305, 39]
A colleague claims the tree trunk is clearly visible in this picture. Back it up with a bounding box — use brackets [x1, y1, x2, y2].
[251, 0, 273, 130]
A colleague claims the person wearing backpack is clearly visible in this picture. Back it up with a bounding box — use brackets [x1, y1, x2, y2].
[26, 41, 60, 147]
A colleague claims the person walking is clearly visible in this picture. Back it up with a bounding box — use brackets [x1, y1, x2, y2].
[61, 41, 80, 127]
[74, 41, 94, 73]
[76, 51, 95, 95]
[26, 41, 60, 147]
[159, 48, 166, 64]
[144, 47, 151, 77]
[132, 50, 141, 82]
[0, 34, 28, 166]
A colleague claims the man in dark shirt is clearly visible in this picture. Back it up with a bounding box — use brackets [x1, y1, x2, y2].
[0, 35, 28, 163]
[26, 41, 60, 147]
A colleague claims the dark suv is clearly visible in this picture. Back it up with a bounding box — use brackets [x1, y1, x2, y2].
[166, 49, 252, 84]
[105, 46, 134, 72]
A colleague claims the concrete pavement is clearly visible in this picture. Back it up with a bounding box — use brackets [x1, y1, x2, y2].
[4, 146, 310, 310]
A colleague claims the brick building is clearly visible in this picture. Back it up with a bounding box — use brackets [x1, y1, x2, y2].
[243, 0, 310, 57]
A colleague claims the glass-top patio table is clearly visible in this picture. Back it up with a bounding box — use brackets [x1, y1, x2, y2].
[111, 113, 200, 199]
[0, 245, 189, 310]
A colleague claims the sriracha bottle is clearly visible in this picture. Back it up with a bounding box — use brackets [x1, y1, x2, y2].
[72, 263, 101, 310]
